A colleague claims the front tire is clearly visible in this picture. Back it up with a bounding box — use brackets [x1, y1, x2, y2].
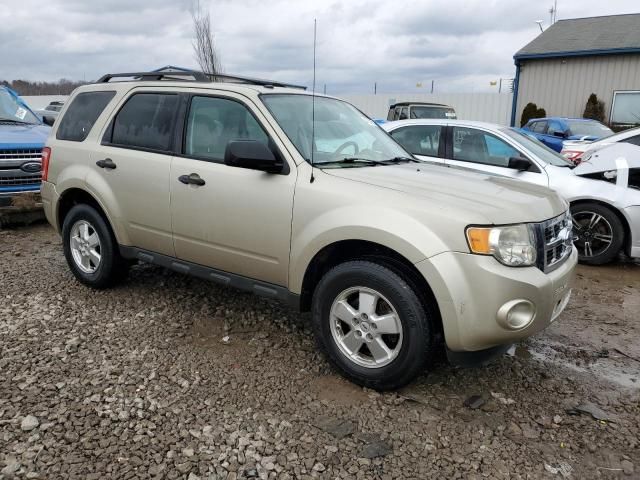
[571, 203, 624, 265]
[62, 204, 128, 288]
[311, 261, 434, 390]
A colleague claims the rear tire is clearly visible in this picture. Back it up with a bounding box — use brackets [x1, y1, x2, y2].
[311, 260, 434, 390]
[62, 204, 128, 288]
[571, 203, 624, 265]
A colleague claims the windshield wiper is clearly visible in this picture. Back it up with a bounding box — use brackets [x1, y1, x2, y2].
[381, 156, 420, 164]
[0, 117, 33, 125]
[316, 157, 384, 167]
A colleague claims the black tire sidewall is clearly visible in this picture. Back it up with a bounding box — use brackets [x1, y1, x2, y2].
[312, 261, 432, 390]
[571, 203, 624, 265]
[62, 204, 121, 288]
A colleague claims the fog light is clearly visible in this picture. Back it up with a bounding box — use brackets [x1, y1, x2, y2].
[497, 299, 536, 330]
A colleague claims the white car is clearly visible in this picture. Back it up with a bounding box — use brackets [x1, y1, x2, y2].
[561, 126, 640, 164]
[382, 119, 640, 265]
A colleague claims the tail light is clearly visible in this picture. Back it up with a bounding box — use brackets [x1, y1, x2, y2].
[562, 150, 583, 165]
[41, 147, 51, 181]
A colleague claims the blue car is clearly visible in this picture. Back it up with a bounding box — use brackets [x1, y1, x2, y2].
[0, 86, 50, 208]
[521, 117, 613, 152]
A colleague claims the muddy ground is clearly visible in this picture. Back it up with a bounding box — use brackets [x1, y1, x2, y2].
[0, 224, 638, 479]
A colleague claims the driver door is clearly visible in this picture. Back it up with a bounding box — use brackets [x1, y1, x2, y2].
[170, 93, 296, 286]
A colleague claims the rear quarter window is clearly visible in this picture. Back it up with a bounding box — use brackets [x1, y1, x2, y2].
[56, 91, 116, 142]
[108, 93, 179, 151]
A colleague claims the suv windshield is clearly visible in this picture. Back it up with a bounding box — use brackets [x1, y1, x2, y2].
[567, 120, 613, 138]
[502, 128, 574, 167]
[261, 94, 411, 167]
[0, 88, 40, 125]
[410, 106, 456, 119]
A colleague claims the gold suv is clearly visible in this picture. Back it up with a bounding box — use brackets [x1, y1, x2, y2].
[41, 71, 577, 390]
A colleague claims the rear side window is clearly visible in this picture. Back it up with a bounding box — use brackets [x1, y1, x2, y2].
[56, 91, 115, 142]
[110, 93, 179, 151]
[390, 125, 442, 157]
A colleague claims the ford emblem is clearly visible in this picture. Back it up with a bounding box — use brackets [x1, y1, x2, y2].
[20, 161, 42, 173]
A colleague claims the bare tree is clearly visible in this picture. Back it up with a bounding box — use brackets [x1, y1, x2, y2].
[191, 0, 222, 75]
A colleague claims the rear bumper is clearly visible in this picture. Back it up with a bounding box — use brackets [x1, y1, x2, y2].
[416, 248, 577, 352]
[41, 181, 59, 232]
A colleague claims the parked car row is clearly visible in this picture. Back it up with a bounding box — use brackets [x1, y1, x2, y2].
[38, 70, 577, 390]
[6, 71, 635, 390]
[383, 119, 640, 265]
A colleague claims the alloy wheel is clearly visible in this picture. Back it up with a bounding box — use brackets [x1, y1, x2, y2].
[329, 286, 403, 369]
[572, 211, 613, 258]
[70, 220, 102, 274]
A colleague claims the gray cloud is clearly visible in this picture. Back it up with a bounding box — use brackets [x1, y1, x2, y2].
[1, 0, 638, 93]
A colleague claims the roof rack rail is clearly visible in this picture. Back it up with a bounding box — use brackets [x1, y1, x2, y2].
[97, 70, 307, 90]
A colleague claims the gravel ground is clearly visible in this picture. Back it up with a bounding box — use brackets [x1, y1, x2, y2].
[1, 224, 639, 479]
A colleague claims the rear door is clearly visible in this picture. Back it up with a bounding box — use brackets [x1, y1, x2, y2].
[388, 124, 445, 165]
[88, 88, 179, 256]
[446, 125, 549, 187]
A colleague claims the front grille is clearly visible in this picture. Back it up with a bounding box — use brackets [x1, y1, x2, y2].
[536, 211, 573, 273]
[0, 149, 42, 160]
[0, 175, 42, 186]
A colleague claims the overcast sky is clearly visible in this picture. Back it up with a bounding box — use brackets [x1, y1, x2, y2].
[1, 0, 638, 94]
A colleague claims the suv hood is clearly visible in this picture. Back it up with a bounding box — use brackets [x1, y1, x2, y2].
[325, 163, 566, 224]
[0, 123, 50, 149]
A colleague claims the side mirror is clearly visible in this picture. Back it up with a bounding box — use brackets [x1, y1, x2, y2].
[224, 140, 283, 174]
[42, 115, 55, 126]
[508, 157, 532, 171]
[552, 130, 566, 138]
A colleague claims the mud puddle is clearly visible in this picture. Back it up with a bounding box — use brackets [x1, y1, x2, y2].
[525, 338, 640, 390]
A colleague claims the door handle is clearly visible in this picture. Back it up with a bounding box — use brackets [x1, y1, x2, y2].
[96, 158, 117, 170]
[178, 173, 206, 186]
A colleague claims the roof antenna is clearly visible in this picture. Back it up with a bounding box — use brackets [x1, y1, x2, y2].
[310, 18, 317, 183]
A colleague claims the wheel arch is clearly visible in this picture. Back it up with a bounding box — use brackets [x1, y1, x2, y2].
[570, 198, 631, 254]
[298, 239, 444, 340]
[57, 188, 123, 243]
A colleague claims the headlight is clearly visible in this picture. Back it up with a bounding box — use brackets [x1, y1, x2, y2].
[466, 224, 537, 267]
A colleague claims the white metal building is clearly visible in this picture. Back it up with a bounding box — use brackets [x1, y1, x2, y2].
[512, 14, 640, 126]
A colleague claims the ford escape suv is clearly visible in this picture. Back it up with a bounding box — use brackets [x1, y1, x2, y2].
[41, 70, 577, 390]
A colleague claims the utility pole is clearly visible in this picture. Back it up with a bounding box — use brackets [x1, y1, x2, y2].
[374, 82, 377, 95]
[430, 80, 434, 94]
[323, 84, 326, 94]
[499, 78, 502, 93]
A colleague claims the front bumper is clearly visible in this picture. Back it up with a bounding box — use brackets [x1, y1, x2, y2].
[623, 205, 640, 258]
[0, 187, 41, 209]
[416, 247, 577, 352]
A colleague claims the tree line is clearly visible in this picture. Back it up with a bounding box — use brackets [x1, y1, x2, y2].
[0, 79, 87, 96]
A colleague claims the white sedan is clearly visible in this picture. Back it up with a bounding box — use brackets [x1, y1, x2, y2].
[382, 119, 640, 265]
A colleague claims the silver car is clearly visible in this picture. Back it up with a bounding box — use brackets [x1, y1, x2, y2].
[383, 119, 640, 265]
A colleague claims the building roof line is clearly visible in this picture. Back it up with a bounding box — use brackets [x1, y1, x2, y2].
[514, 47, 640, 61]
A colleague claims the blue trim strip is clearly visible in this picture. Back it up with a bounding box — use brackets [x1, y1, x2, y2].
[0, 143, 44, 150]
[510, 61, 521, 127]
[0, 184, 41, 193]
[514, 47, 640, 60]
